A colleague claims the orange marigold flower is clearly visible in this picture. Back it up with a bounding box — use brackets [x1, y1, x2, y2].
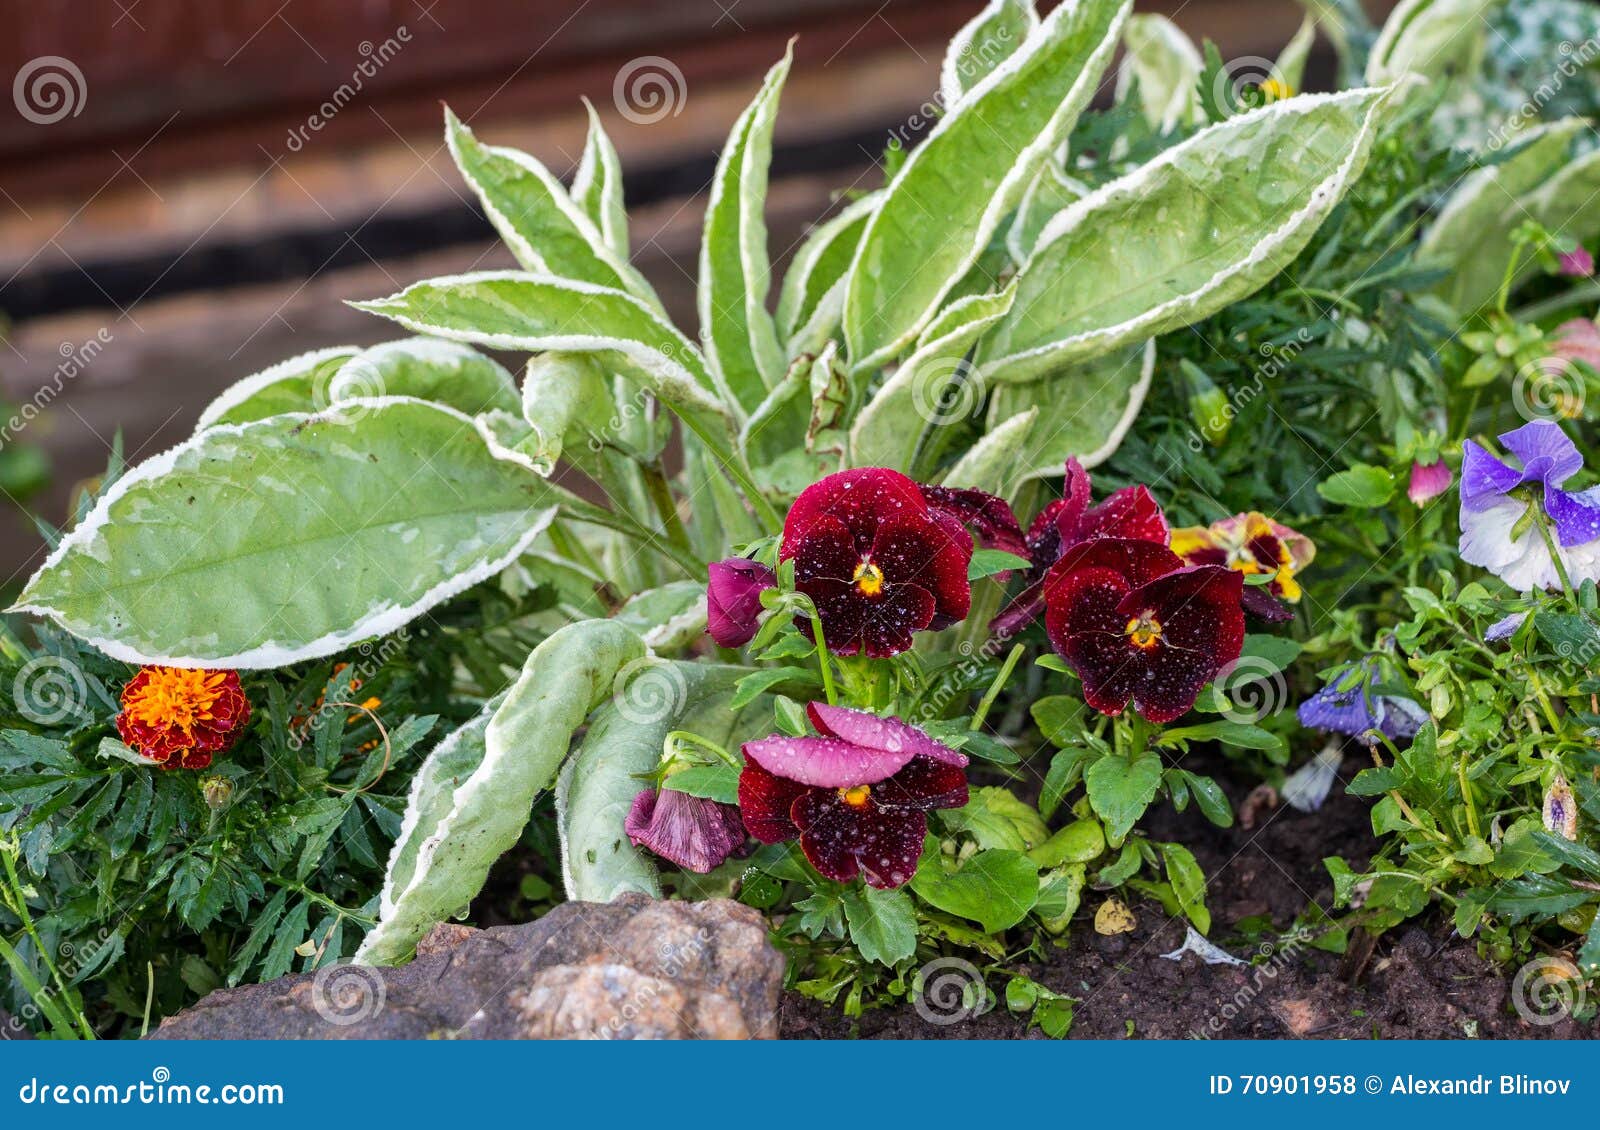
[116, 666, 250, 770]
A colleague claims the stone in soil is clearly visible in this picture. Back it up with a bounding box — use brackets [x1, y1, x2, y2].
[149, 895, 783, 1040]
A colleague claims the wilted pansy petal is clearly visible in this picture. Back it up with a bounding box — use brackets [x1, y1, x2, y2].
[1484, 610, 1529, 643]
[625, 787, 746, 873]
[1407, 459, 1452, 505]
[1544, 774, 1579, 841]
[1559, 245, 1594, 278]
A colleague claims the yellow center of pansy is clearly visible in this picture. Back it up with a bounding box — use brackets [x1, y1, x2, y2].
[1124, 612, 1163, 650]
[839, 784, 872, 808]
[852, 559, 886, 597]
[124, 667, 229, 739]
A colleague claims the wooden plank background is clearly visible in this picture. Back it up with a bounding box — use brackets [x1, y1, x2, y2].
[0, 0, 1342, 584]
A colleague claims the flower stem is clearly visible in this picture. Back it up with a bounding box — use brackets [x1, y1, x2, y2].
[806, 607, 839, 706]
[642, 459, 696, 561]
[1532, 505, 1578, 605]
[971, 644, 1025, 732]
[666, 730, 740, 770]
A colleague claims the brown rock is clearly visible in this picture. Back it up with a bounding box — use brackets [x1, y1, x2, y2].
[149, 895, 782, 1041]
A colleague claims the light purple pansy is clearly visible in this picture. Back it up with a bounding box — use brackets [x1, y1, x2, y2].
[625, 785, 746, 874]
[741, 702, 967, 788]
[1459, 420, 1600, 592]
[1297, 665, 1428, 747]
[1484, 610, 1530, 643]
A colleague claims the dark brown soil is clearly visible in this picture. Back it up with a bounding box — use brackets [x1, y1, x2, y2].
[780, 753, 1596, 1040]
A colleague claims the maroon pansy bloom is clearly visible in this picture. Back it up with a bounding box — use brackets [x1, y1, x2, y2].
[625, 784, 746, 873]
[706, 558, 775, 647]
[781, 468, 973, 657]
[919, 484, 1029, 561]
[1043, 538, 1244, 724]
[738, 702, 968, 889]
[992, 458, 1169, 638]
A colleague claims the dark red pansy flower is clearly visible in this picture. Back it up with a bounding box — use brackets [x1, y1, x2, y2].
[737, 702, 968, 889]
[781, 468, 973, 657]
[116, 666, 250, 770]
[706, 558, 775, 647]
[992, 458, 1170, 638]
[625, 785, 747, 873]
[919, 484, 1029, 561]
[1042, 538, 1244, 724]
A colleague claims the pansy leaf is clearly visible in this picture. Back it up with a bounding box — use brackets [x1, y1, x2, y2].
[1160, 842, 1210, 934]
[843, 0, 1129, 370]
[980, 87, 1392, 380]
[840, 884, 919, 966]
[1317, 463, 1395, 508]
[13, 399, 575, 667]
[910, 848, 1039, 933]
[1084, 749, 1163, 841]
[969, 548, 1031, 580]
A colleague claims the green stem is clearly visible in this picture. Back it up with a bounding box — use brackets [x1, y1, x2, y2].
[642, 460, 696, 560]
[971, 644, 1025, 732]
[1532, 507, 1577, 605]
[0, 846, 93, 1038]
[666, 730, 740, 770]
[680, 412, 782, 533]
[807, 607, 839, 706]
[572, 504, 704, 578]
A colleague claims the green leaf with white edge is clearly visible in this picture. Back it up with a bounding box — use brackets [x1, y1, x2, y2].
[351, 271, 731, 425]
[940, 0, 1039, 106]
[1418, 119, 1586, 312]
[571, 98, 629, 258]
[356, 620, 645, 964]
[911, 848, 1039, 933]
[336, 337, 520, 417]
[557, 664, 751, 902]
[612, 581, 709, 652]
[842, 0, 1130, 370]
[942, 407, 1037, 494]
[986, 339, 1155, 479]
[515, 351, 614, 474]
[13, 398, 570, 668]
[369, 692, 505, 953]
[1084, 749, 1163, 841]
[980, 86, 1393, 381]
[1006, 159, 1089, 265]
[700, 47, 792, 413]
[1317, 463, 1395, 507]
[1114, 12, 1203, 130]
[779, 203, 879, 362]
[1364, 0, 1498, 84]
[662, 762, 741, 805]
[444, 108, 657, 307]
[849, 284, 1017, 472]
[195, 346, 359, 430]
[969, 548, 1031, 580]
[1274, 14, 1317, 93]
[1160, 842, 1210, 933]
[840, 884, 918, 966]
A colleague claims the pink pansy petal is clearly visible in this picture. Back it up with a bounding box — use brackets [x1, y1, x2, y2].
[742, 735, 913, 788]
[737, 761, 807, 843]
[806, 703, 968, 768]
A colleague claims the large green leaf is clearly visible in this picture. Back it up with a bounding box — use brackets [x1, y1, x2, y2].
[842, 0, 1129, 370]
[517, 351, 613, 474]
[571, 98, 629, 258]
[910, 847, 1039, 933]
[980, 87, 1392, 380]
[941, 406, 1037, 494]
[1364, 0, 1499, 84]
[849, 284, 1016, 471]
[1113, 12, 1203, 130]
[356, 620, 646, 964]
[351, 271, 731, 425]
[445, 108, 656, 307]
[1419, 120, 1595, 311]
[1006, 160, 1088, 265]
[776, 192, 879, 351]
[195, 346, 358, 430]
[13, 398, 570, 667]
[985, 339, 1155, 478]
[334, 337, 520, 416]
[699, 47, 791, 412]
[940, 0, 1038, 106]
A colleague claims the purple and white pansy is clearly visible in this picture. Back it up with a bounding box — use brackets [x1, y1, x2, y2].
[1459, 420, 1600, 592]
